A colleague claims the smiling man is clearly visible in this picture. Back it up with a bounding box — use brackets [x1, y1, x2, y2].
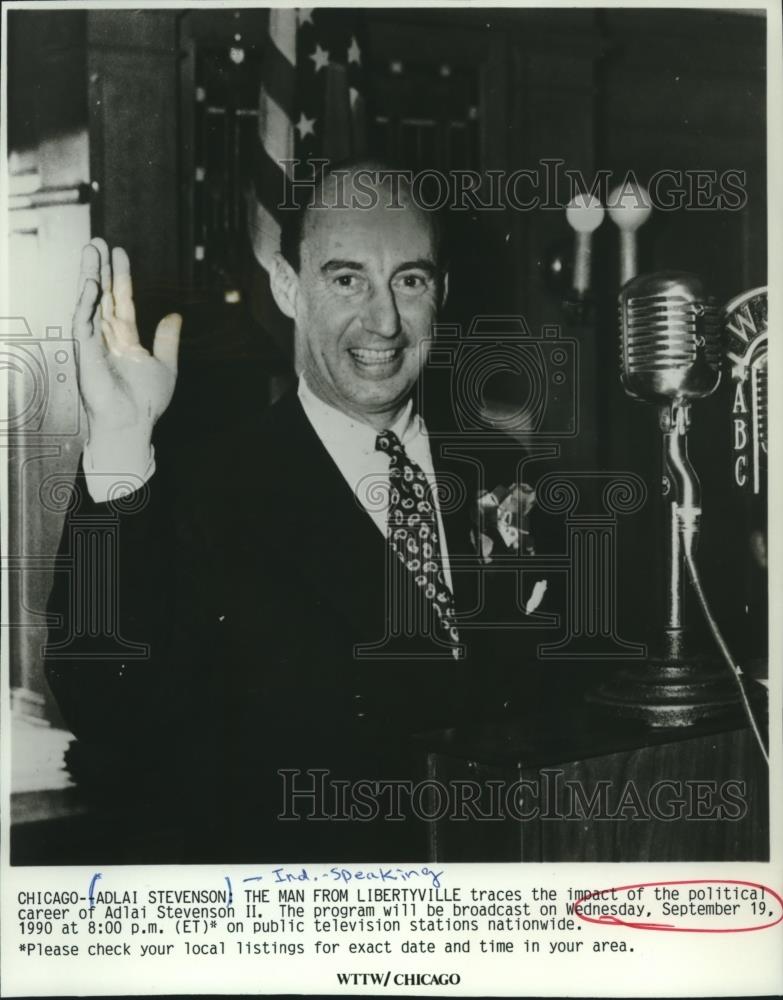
[272, 165, 443, 428]
[44, 161, 520, 862]
[270, 165, 461, 656]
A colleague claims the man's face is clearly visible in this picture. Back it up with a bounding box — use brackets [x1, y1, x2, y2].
[284, 193, 442, 427]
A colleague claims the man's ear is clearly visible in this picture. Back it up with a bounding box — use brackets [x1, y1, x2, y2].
[270, 252, 299, 320]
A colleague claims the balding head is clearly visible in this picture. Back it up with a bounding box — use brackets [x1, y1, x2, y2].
[280, 159, 446, 275]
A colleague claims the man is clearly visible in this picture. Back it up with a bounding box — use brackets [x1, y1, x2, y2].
[45, 163, 546, 862]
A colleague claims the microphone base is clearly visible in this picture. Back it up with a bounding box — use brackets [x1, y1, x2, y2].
[587, 654, 741, 728]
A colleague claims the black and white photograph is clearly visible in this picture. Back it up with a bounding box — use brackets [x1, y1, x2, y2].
[1, 1, 780, 996]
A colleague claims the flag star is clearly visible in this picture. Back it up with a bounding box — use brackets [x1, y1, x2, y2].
[297, 9, 314, 27]
[347, 35, 361, 65]
[309, 43, 330, 72]
[295, 112, 316, 139]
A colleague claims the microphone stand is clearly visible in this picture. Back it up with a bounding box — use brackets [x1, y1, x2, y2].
[589, 398, 741, 726]
[662, 401, 695, 662]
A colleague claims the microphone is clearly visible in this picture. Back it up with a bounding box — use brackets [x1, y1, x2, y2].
[619, 271, 720, 548]
[619, 271, 721, 405]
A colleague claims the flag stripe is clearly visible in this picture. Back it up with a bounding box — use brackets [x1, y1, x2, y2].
[268, 8, 297, 66]
[322, 63, 352, 162]
[253, 143, 291, 225]
[258, 90, 295, 169]
[260, 37, 297, 124]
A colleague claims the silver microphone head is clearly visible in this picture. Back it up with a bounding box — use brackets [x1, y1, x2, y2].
[619, 271, 721, 404]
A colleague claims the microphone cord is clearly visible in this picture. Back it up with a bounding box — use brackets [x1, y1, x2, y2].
[682, 537, 769, 766]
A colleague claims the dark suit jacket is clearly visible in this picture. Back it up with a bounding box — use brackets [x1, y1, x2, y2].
[45, 385, 556, 862]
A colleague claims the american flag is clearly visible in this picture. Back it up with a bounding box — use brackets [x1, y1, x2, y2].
[248, 8, 367, 354]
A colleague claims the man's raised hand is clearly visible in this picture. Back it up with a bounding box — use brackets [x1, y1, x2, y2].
[72, 239, 181, 460]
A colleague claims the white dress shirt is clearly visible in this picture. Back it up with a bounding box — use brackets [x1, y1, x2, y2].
[297, 378, 453, 591]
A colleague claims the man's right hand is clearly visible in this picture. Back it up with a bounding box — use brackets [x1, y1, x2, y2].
[73, 238, 181, 470]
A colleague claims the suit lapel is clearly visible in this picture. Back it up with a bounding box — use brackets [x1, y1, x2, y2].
[426, 430, 481, 617]
[256, 389, 482, 637]
[255, 391, 391, 642]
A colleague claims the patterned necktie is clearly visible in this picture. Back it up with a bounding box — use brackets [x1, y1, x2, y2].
[376, 429, 461, 658]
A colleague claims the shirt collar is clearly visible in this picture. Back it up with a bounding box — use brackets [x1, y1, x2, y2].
[298, 376, 420, 454]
